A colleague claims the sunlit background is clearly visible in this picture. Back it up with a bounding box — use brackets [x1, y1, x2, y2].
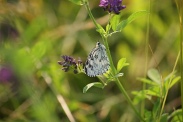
[0, 0, 180, 121]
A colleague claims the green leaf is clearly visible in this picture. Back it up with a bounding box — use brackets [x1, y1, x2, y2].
[83, 82, 104, 93]
[169, 109, 182, 121]
[144, 109, 152, 121]
[138, 78, 158, 86]
[164, 76, 180, 90]
[169, 76, 180, 88]
[160, 113, 168, 122]
[116, 10, 148, 31]
[96, 24, 106, 35]
[164, 71, 176, 81]
[110, 15, 121, 31]
[147, 68, 161, 85]
[162, 71, 180, 91]
[145, 86, 161, 97]
[11, 48, 34, 75]
[68, 0, 83, 5]
[152, 98, 161, 118]
[22, 16, 47, 42]
[132, 91, 151, 105]
[31, 40, 46, 59]
[115, 73, 124, 78]
[117, 58, 129, 72]
[106, 23, 111, 33]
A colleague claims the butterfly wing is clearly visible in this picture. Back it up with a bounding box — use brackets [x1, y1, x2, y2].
[84, 42, 110, 77]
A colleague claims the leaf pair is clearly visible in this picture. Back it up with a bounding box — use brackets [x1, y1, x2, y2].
[106, 10, 149, 35]
[97, 11, 149, 36]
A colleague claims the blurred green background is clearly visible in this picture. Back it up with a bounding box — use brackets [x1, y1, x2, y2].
[0, 0, 180, 122]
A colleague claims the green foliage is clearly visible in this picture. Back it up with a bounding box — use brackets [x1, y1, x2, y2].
[116, 10, 148, 31]
[160, 113, 168, 122]
[0, 0, 181, 122]
[21, 17, 47, 42]
[83, 82, 105, 93]
[96, 23, 107, 36]
[117, 58, 129, 73]
[110, 15, 121, 31]
[133, 68, 180, 121]
[105, 10, 149, 37]
[147, 68, 161, 85]
[170, 109, 183, 121]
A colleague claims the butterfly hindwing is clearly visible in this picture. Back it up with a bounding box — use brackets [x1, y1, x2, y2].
[84, 42, 110, 77]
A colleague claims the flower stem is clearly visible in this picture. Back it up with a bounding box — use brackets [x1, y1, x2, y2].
[102, 36, 145, 122]
[177, 0, 183, 119]
[141, 0, 151, 119]
[83, 0, 99, 30]
[175, 0, 183, 120]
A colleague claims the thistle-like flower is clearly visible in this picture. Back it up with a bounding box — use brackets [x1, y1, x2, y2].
[58, 55, 83, 74]
[99, 0, 126, 14]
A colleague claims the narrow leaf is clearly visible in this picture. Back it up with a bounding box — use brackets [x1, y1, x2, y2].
[22, 17, 47, 42]
[117, 10, 148, 31]
[110, 15, 121, 31]
[106, 24, 111, 33]
[96, 24, 106, 35]
[137, 78, 158, 86]
[169, 76, 180, 88]
[115, 73, 124, 78]
[83, 82, 104, 93]
[117, 58, 129, 72]
[164, 71, 176, 81]
[145, 86, 161, 97]
[164, 76, 180, 91]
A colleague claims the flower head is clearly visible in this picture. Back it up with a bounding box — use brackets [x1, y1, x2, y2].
[99, 0, 126, 14]
[0, 66, 14, 82]
[58, 55, 83, 74]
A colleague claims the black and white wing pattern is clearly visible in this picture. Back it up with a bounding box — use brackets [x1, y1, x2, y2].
[84, 42, 110, 77]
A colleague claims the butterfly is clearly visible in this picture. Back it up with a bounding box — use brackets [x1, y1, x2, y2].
[84, 42, 110, 77]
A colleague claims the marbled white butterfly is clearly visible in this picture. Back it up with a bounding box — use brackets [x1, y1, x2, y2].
[84, 42, 110, 77]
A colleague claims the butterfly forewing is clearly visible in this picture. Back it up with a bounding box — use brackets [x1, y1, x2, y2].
[84, 42, 110, 77]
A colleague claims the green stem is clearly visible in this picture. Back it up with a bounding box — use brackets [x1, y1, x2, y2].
[83, 0, 99, 30]
[158, 51, 180, 122]
[102, 36, 145, 122]
[178, 0, 183, 119]
[141, 0, 151, 119]
[83, 1, 145, 121]
[175, 0, 183, 120]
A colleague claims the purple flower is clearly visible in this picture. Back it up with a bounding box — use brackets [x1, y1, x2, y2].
[99, 0, 126, 14]
[58, 55, 83, 74]
[0, 67, 14, 82]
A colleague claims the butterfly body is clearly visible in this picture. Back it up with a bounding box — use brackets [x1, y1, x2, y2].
[84, 42, 110, 77]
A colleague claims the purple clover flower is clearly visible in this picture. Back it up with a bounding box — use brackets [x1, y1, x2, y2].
[0, 66, 14, 82]
[99, 0, 126, 14]
[58, 55, 83, 74]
